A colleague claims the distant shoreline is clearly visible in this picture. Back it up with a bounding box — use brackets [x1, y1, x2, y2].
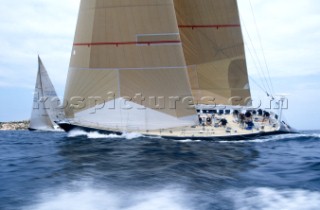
[0, 121, 30, 130]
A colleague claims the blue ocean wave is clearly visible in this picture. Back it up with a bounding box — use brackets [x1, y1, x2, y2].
[0, 130, 319, 210]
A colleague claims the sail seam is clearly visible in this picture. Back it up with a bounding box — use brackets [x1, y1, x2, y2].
[74, 40, 181, 46]
[69, 66, 189, 71]
[178, 24, 240, 29]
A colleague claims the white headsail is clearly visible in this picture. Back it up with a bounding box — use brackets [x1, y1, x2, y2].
[29, 56, 64, 131]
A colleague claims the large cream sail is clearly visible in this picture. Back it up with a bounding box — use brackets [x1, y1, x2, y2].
[64, 0, 197, 131]
[173, 0, 251, 106]
[29, 56, 63, 130]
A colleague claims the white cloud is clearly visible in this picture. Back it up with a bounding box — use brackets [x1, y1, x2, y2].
[0, 0, 80, 94]
[239, 0, 320, 78]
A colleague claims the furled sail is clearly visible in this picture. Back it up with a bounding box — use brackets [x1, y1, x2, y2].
[173, 0, 251, 105]
[63, 0, 197, 131]
[29, 56, 63, 131]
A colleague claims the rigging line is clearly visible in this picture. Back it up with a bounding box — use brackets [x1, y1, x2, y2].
[174, 1, 268, 98]
[192, 26, 268, 96]
[186, 1, 270, 97]
[244, 41, 269, 93]
[248, 75, 269, 95]
[241, 20, 271, 94]
[185, 19, 269, 96]
[239, 7, 272, 95]
[248, 0, 275, 94]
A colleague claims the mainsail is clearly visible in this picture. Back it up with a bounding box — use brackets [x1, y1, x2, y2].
[173, 0, 251, 105]
[58, 0, 295, 138]
[29, 56, 63, 131]
[63, 0, 197, 131]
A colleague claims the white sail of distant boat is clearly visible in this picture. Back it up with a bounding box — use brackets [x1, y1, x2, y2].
[29, 56, 64, 131]
[57, 0, 296, 139]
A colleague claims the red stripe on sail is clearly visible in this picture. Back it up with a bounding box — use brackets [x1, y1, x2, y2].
[74, 40, 181, 47]
[178, 24, 240, 29]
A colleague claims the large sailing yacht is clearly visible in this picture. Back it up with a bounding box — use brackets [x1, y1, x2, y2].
[29, 56, 64, 131]
[57, 0, 295, 140]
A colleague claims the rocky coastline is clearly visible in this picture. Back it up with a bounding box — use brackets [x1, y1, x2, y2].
[0, 121, 30, 131]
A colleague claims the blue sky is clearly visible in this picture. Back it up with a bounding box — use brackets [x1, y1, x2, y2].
[0, 0, 319, 130]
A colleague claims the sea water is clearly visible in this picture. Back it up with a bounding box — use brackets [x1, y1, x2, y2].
[0, 130, 319, 210]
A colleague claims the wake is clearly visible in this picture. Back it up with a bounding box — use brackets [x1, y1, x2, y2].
[228, 187, 320, 210]
[23, 183, 193, 210]
[67, 130, 143, 140]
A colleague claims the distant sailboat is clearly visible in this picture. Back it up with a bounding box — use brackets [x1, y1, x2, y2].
[57, 0, 295, 140]
[29, 56, 64, 131]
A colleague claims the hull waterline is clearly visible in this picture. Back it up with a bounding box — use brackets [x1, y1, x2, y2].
[56, 121, 297, 141]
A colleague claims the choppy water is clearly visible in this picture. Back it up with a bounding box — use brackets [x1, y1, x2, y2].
[0, 130, 319, 210]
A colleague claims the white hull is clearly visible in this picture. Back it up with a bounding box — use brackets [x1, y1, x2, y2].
[57, 106, 296, 140]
